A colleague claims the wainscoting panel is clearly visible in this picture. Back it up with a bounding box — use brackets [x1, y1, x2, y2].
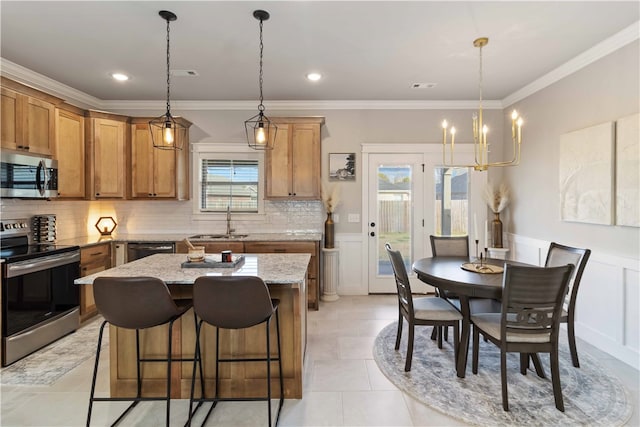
[506, 233, 640, 370]
[335, 233, 366, 295]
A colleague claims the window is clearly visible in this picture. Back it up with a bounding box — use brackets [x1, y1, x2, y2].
[199, 159, 259, 213]
[433, 167, 469, 236]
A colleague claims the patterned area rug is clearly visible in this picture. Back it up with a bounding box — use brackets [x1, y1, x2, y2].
[373, 322, 632, 426]
[0, 316, 106, 386]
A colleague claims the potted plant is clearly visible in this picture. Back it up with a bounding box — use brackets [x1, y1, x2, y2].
[483, 183, 510, 248]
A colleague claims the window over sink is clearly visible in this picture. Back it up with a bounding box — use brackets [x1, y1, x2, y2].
[192, 144, 265, 217]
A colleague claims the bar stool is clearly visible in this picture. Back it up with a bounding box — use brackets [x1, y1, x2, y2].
[187, 276, 284, 427]
[86, 276, 198, 427]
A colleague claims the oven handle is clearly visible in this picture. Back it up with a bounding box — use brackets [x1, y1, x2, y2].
[6, 251, 80, 278]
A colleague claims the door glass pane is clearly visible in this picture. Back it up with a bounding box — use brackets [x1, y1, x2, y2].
[434, 167, 469, 236]
[377, 164, 412, 275]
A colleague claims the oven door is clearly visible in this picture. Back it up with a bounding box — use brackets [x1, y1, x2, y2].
[2, 250, 80, 366]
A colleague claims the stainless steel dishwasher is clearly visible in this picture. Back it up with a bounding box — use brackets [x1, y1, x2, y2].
[126, 242, 175, 262]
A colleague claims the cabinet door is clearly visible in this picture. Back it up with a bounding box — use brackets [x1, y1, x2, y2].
[291, 124, 320, 199]
[55, 109, 85, 198]
[176, 241, 244, 254]
[131, 123, 155, 198]
[1, 87, 22, 150]
[265, 125, 292, 198]
[80, 243, 112, 321]
[25, 96, 55, 156]
[94, 118, 125, 198]
[153, 134, 177, 198]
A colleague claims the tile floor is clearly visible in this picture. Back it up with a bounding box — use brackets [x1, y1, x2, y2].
[1, 295, 638, 426]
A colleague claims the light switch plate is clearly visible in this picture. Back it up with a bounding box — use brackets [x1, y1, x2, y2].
[348, 213, 360, 223]
[333, 214, 340, 223]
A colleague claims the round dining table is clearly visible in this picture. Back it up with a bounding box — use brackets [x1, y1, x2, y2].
[413, 256, 532, 378]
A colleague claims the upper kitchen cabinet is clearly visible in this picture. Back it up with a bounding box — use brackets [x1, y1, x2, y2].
[55, 104, 85, 198]
[85, 111, 129, 199]
[1, 77, 62, 156]
[129, 117, 191, 200]
[265, 117, 324, 200]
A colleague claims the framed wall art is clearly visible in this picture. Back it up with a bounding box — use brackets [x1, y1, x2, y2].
[559, 121, 614, 225]
[329, 153, 356, 181]
[616, 113, 639, 227]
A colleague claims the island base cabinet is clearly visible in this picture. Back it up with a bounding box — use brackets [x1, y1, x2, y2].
[108, 283, 306, 399]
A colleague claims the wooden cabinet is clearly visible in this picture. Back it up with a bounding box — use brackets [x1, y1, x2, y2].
[175, 241, 244, 254]
[85, 111, 129, 199]
[1, 77, 61, 156]
[55, 104, 85, 198]
[244, 241, 320, 310]
[129, 118, 191, 200]
[79, 243, 112, 322]
[265, 117, 324, 200]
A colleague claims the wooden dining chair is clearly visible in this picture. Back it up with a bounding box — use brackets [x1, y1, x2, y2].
[471, 264, 575, 412]
[545, 242, 591, 367]
[385, 243, 462, 371]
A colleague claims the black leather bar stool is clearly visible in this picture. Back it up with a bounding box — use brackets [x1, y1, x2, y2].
[86, 276, 198, 427]
[187, 276, 284, 427]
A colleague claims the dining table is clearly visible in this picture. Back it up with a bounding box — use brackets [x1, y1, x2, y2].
[413, 255, 534, 378]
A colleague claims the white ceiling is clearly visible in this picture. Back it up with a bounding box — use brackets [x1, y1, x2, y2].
[1, 1, 638, 106]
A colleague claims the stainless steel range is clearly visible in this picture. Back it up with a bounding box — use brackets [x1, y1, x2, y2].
[0, 218, 80, 366]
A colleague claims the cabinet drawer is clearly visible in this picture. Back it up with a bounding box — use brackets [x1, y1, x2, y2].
[243, 241, 317, 254]
[81, 243, 111, 263]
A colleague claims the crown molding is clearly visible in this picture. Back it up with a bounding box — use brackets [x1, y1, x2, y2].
[3, 19, 638, 112]
[502, 20, 640, 107]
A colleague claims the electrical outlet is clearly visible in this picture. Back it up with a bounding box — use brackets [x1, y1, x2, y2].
[348, 213, 360, 223]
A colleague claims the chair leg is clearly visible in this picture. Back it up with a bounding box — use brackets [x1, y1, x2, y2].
[453, 322, 459, 361]
[567, 318, 580, 368]
[501, 350, 509, 411]
[472, 325, 479, 375]
[430, 326, 438, 341]
[437, 325, 443, 349]
[266, 319, 273, 427]
[444, 325, 449, 342]
[395, 313, 403, 350]
[551, 346, 565, 412]
[188, 320, 203, 427]
[166, 319, 175, 427]
[275, 309, 284, 426]
[405, 323, 415, 372]
[135, 329, 142, 398]
[520, 353, 528, 375]
[86, 320, 108, 427]
[531, 353, 546, 378]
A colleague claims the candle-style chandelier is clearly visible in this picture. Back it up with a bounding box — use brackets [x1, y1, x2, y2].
[441, 37, 523, 171]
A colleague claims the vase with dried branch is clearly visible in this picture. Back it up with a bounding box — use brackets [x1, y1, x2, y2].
[483, 183, 510, 248]
[321, 181, 341, 248]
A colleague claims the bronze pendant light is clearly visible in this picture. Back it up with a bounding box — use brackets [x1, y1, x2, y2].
[149, 10, 185, 150]
[245, 10, 277, 150]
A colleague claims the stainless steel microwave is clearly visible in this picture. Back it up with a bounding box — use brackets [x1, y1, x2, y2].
[0, 152, 58, 198]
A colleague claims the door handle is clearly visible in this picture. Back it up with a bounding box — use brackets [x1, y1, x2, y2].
[370, 222, 375, 227]
[370, 232, 375, 237]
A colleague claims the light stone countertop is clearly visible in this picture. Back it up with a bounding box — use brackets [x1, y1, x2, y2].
[74, 253, 311, 286]
[57, 232, 322, 248]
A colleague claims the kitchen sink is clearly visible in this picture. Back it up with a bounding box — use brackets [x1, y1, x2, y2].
[189, 234, 248, 240]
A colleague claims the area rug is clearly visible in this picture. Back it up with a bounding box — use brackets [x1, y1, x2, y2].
[373, 322, 632, 426]
[0, 316, 106, 386]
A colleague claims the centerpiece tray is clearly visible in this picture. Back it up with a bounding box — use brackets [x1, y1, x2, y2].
[460, 262, 504, 274]
[181, 255, 245, 268]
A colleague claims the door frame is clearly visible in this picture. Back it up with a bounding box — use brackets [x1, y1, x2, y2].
[361, 143, 487, 294]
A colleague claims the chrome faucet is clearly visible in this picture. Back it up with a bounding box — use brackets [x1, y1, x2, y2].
[226, 205, 235, 236]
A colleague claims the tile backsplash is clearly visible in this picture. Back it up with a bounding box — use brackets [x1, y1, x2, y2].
[0, 198, 324, 240]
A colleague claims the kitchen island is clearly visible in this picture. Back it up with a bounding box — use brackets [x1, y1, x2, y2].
[75, 253, 310, 399]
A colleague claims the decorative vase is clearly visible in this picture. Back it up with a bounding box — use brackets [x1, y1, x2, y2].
[324, 212, 335, 249]
[491, 212, 503, 248]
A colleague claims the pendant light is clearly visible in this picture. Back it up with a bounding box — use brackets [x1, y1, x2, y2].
[149, 10, 185, 150]
[245, 10, 277, 150]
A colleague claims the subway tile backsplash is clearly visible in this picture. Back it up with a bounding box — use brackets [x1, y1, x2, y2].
[0, 198, 324, 240]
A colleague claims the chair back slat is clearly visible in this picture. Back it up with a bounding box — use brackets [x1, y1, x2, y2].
[501, 264, 574, 337]
[544, 242, 591, 312]
[430, 235, 469, 257]
[385, 243, 414, 314]
[193, 276, 274, 329]
[93, 276, 181, 330]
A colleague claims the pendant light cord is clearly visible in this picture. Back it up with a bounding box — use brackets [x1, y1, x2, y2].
[165, 17, 172, 115]
[258, 18, 265, 112]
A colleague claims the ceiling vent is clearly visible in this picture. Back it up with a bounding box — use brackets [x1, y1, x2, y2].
[171, 69, 199, 77]
[411, 82, 437, 89]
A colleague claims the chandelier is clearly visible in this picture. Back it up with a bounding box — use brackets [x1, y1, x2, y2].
[245, 10, 277, 150]
[149, 10, 186, 150]
[441, 37, 523, 171]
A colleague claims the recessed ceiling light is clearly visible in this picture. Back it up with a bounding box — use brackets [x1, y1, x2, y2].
[306, 73, 322, 82]
[111, 73, 129, 82]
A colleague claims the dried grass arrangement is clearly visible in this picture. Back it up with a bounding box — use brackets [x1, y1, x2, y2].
[483, 183, 510, 213]
[321, 181, 341, 213]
